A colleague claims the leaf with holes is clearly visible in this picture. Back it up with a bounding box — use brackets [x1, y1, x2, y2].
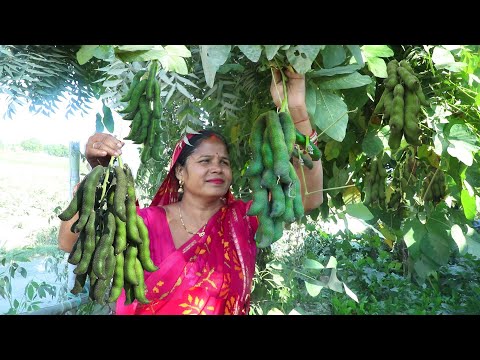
[286, 45, 323, 74]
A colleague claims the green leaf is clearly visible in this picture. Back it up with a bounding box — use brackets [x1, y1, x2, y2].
[27, 284, 34, 300]
[461, 189, 476, 220]
[346, 45, 364, 66]
[325, 256, 337, 269]
[451, 224, 467, 255]
[95, 113, 104, 133]
[160, 55, 188, 75]
[403, 217, 427, 257]
[237, 45, 262, 62]
[217, 63, 245, 74]
[321, 45, 346, 69]
[367, 56, 388, 78]
[362, 128, 384, 157]
[102, 104, 114, 133]
[77, 45, 99, 65]
[305, 81, 317, 118]
[432, 46, 455, 67]
[267, 307, 284, 315]
[116, 45, 157, 52]
[308, 64, 362, 78]
[264, 45, 282, 60]
[318, 71, 372, 90]
[446, 124, 480, 166]
[103, 79, 123, 88]
[422, 218, 451, 266]
[200, 45, 231, 88]
[19, 267, 27, 278]
[303, 258, 324, 270]
[465, 225, 480, 259]
[305, 281, 323, 297]
[286, 45, 323, 74]
[346, 203, 374, 220]
[327, 268, 343, 292]
[93, 45, 114, 60]
[361, 45, 393, 59]
[314, 90, 349, 142]
[324, 140, 342, 161]
[164, 45, 191, 58]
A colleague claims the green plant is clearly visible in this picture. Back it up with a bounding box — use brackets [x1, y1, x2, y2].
[20, 138, 42, 152]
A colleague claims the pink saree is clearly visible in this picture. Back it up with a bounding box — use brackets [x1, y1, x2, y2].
[115, 133, 258, 315]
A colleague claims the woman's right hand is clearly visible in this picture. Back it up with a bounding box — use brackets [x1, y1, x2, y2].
[85, 133, 124, 168]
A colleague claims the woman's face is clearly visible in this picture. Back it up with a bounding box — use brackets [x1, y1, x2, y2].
[178, 136, 232, 201]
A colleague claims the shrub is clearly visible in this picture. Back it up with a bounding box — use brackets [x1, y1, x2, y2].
[43, 144, 69, 157]
[20, 138, 43, 152]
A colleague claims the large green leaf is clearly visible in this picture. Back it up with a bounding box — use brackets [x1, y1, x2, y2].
[318, 72, 371, 90]
[164, 45, 191, 58]
[199, 45, 231, 88]
[264, 45, 282, 60]
[286, 45, 323, 74]
[305, 281, 323, 297]
[303, 258, 324, 271]
[116, 45, 157, 52]
[362, 129, 384, 157]
[305, 81, 317, 118]
[237, 45, 262, 62]
[321, 45, 346, 69]
[159, 55, 188, 75]
[450, 224, 467, 255]
[346, 203, 374, 220]
[446, 124, 480, 166]
[361, 45, 394, 58]
[403, 217, 427, 257]
[422, 217, 451, 266]
[308, 64, 362, 78]
[367, 56, 387, 78]
[77, 45, 99, 65]
[95, 113, 104, 133]
[461, 189, 476, 220]
[313, 90, 349, 142]
[465, 225, 480, 259]
[115, 49, 163, 63]
[346, 45, 364, 66]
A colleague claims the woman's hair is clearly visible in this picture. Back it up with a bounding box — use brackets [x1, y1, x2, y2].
[175, 129, 229, 167]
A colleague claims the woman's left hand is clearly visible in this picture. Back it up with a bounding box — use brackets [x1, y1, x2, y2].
[270, 67, 307, 112]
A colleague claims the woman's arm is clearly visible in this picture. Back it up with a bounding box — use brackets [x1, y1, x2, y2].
[270, 68, 323, 213]
[58, 213, 79, 253]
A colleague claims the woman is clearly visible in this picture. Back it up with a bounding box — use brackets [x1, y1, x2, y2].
[58, 69, 323, 314]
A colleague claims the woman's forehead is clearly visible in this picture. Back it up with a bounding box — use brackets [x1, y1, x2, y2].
[192, 137, 228, 156]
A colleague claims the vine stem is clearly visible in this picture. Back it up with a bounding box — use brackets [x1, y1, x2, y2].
[100, 156, 116, 202]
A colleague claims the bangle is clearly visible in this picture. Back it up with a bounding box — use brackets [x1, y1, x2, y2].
[309, 129, 318, 145]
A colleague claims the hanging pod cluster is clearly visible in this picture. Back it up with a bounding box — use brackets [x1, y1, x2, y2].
[363, 154, 388, 207]
[120, 60, 163, 164]
[58, 162, 158, 305]
[375, 59, 430, 150]
[245, 110, 320, 248]
[423, 169, 447, 203]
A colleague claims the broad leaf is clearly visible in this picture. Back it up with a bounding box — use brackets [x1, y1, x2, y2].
[93, 45, 114, 60]
[264, 45, 282, 60]
[324, 140, 342, 161]
[461, 189, 476, 220]
[200, 45, 231, 88]
[160, 55, 188, 75]
[361, 45, 394, 58]
[367, 56, 388, 78]
[362, 129, 384, 157]
[450, 224, 467, 255]
[77, 45, 99, 65]
[346, 45, 364, 66]
[327, 268, 343, 293]
[308, 64, 362, 77]
[446, 124, 480, 166]
[465, 225, 480, 259]
[432, 46, 455, 66]
[164, 45, 191, 58]
[116, 45, 157, 52]
[115, 49, 163, 63]
[403, 217, 426, 257]
[346, 203, 374, 220]
[321, 45, 346, 69]
[237, 45, 262, 62]
[303, 258, 324, 270]
[305, 81, 317, 118]
[305, 281, 323, 297]
[318, 72, 371, 90]
[422, 218, 451, 266]
[286, 45, 323, 74]
[314, 90, 349, 142]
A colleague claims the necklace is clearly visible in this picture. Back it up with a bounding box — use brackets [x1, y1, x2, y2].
[178, 203, 207, 237]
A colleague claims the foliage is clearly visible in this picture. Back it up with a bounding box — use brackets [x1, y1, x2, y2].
[20, 138, 42, 152]
[0, 45, 106, 119]
[43, 144, 69, 157]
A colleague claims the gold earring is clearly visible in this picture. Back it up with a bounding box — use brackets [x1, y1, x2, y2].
[178, 179, 184, 194]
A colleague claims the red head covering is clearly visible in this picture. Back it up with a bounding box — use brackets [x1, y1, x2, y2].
[150, 132, 235, 207]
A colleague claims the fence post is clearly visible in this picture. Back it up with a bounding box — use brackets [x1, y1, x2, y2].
[67, 141, 80, 291]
